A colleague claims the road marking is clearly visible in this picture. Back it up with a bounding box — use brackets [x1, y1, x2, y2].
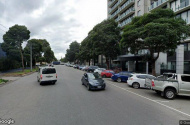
[154, 100, 170, 103]
[107, 82, 190, 118]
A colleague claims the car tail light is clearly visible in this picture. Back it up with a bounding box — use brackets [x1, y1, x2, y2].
[151, 80, 155, 87]
[40, 75, 43, 80]
[56, 74, 57, 78]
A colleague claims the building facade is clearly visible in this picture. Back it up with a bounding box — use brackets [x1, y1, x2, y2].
[107, 0, 190, 75]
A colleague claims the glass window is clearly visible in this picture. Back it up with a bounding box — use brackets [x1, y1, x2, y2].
[188, 43, 190, 51]
[42, 68, 56, 74]
[184, 43, 188, 51]
[137, 75, 146, 79]
[137, 0, 140, 6]
[147, 75, 156, 79]
[137, 10, 141, 16]
[88, 73, 101, 79]
[181, 75, 190, 82]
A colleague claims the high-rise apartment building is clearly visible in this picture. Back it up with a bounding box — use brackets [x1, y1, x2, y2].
[107, 0, 190, 74]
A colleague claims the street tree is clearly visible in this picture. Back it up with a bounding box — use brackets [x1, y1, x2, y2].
[90, 19, 121, 69]
[121, 9, 190, 75]
[24, 39, 42, 65]
[65, 41, 80, 63]
[2, 24, 30, 71]
[77, 37, 93, 65]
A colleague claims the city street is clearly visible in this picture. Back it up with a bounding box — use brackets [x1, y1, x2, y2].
[0, 65, 190, 125]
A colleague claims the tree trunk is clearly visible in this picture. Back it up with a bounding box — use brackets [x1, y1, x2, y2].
[89, 60, 90, 66]
[151, 60, 156, 76]
[106, 58, 109, 69]
[20, 48, 24, 72]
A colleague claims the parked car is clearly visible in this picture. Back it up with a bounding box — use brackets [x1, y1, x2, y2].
[127, 74, 156, 89]
[94, 68, 106, 74]
[73, 65, 79, 69]
[87, 66, 99, 72]
[79, 65, 85, 70]
[37, 67, 57, 85]
[145, 72, 175, 88]
[111, 71, 131, 82]
[101, 70, 114, 78]
[81, 73, 106, 90]
[151, 74, 190, 99]
[83, 66, 89, 71]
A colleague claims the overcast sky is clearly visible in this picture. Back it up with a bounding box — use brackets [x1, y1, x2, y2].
[0, 0, 107, 59]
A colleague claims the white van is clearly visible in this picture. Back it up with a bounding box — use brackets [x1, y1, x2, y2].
[37, 67, 57, 85]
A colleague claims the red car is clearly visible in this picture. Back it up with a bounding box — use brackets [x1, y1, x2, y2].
[101, 70, 115, 78]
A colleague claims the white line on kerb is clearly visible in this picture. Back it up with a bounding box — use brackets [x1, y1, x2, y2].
[107, 82, 190, 118]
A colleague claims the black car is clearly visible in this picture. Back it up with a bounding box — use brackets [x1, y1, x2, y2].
[87, 66, 99, 72]
[81, 73, 106, 90]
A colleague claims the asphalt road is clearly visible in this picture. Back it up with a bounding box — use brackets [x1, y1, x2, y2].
[0, 65, 189, 125]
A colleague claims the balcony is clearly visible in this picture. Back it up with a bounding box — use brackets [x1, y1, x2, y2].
[148, 0, 168, 11]
[117, 7, 135, 22]
[118, 17, 132, 27]
[109, 0, 134, 14]
[175, 0, 190, 14]
[109, 0, 118, 8]
[118, 0, 135, 14]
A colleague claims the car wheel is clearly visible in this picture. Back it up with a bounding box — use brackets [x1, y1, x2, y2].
[117, 78, 122, 82]
[82, 81, 84, 85]
[103, 75, 106, 78]
[40, 82, 43, 85]
[132, 82, 140, 89]
[87, 84, 91, 91]
[164, 89, 176, 100]
[52, 82, 56, 85]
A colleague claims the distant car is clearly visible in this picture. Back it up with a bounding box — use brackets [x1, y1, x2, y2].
[101, 70, 114, 78]
[37, 67, 57, 85]
[79, 65, 85, 70]
[87, 66, 99, 72]
[83, 66, 89, 71]
[111, 71, 131, 82]
[81, 73, 106, 90]
[53, 61, 60, 65]
[73, 65, 78, 68]
[94, 68, 106, 74]
[128, 74, 156, 89]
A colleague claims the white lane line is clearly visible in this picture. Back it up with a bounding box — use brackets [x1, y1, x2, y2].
[154, 100, 170, 103]
[107, 82, 190, 118]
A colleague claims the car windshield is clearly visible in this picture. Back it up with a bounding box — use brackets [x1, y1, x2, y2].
[88, 73, 101, 79]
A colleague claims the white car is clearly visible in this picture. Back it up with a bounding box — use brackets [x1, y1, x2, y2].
[127, 74, 156, 89]
[94, 68, 106, 74]
[37, 67, 57, 85]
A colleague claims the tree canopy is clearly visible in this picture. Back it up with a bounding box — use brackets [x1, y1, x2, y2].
[2, 24, 30, 71]
[121, 9, 190, 75]
[65, 41, 80, 63]
[77, 19, 121, 68]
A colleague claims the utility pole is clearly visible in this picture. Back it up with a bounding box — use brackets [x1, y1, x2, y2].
[30, 43, 32, 72]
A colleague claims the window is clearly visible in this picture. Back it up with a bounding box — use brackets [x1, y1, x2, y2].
[181, 76, 190, 82]
[137, 75, 146, 79]
[137, 0, 140, 6]
[137, 10, 141, 16]
[146, 75, 156, 79]
[42, 68, 56, 74]
[184, 43, 188, 51]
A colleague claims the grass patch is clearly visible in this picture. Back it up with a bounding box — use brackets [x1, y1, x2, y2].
[0, 79, 8, 84]
[3, 69, 37, 76]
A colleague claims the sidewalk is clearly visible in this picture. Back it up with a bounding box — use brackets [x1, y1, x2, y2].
[0, 76, 21, 81]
